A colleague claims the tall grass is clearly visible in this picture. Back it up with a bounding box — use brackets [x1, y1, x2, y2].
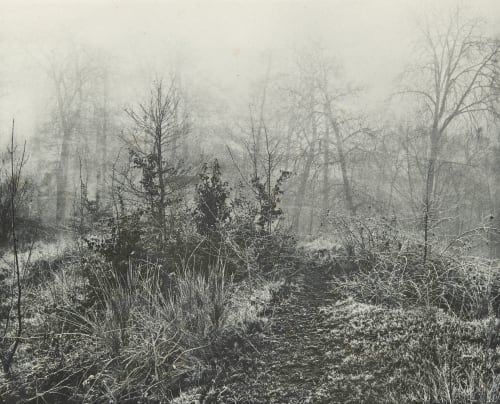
[58, 259, 233, 402]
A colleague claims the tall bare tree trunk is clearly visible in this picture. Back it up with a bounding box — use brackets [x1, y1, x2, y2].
[56, 128, 71, 225]
[309, 173, 317, 233]
[293, 146, 315, 232]
[96, 71, 108, 205]
[423, 128, 439, 263]
[155, 90, 167, 244]
[284, 125, 293, 171]
[325, 106, 355, 215]
[293, 105, 317, 231]
[322, 115, 331, 215]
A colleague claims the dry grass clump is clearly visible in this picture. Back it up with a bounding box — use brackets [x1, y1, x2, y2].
[22, 261, 231, 402]
[333, 250, 500, 319]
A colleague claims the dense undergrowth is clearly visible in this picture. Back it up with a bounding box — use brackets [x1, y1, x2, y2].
[2, 205, 500, 403]
[0, 158, 298, 403]
[0, 229, 294, 403]
[303, 216, 500, 403]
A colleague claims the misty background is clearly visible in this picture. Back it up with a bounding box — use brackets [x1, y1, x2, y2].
[1, 0, 500, 240]
[1, 0, 498, 140]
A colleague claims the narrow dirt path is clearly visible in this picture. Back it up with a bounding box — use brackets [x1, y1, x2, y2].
[204, 263, 340, 403]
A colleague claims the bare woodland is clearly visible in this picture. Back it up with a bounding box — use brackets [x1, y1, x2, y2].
[0, 1, 500, 403]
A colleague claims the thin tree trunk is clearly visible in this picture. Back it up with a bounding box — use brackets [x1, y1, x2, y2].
[293, 148, 315, 232]
[266, 141, 272, 233]
[284, 125, 292, 172]
[171, 105, 178, 161]
[56, 128, 71, 225]
[325, 107, 355, 215]
[423, 128, 439, 263]
[3, 120, 23, 376]
[322, 115, 331, 215]
[309, 173, 317, 233]
[96, 72, 108, 205]
[293, 110, 317, 231]
[156, 127, 167, 244]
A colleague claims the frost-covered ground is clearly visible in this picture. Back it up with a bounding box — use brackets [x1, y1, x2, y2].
[0, 237, 75, 271]
[1, 234, 499, 403]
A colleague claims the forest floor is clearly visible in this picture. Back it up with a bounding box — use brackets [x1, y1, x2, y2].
[198, 262, 344, 403]
[190, 254, 499, 404]
[2, 238, 497, 403]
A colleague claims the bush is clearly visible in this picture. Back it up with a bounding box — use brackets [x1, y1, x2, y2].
[323, 214, 404, 259]
[193, 159, 231, 237]
[0, 172, 40, 249]
[316, 215, 500, 319]
[85, 211, 145, 276]
[332, 247, 500, 320]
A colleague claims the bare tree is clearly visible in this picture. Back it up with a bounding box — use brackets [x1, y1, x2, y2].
[286, 49, 323, 231]
[124, 78, 190, 245]
[93, 67, 110, 206]
[45, 48, 97, 225]
[401, 5, 500, 261]
[284, 45, 369, 230]
[1, 120, 30, 377]
[292, 105, 319, 230]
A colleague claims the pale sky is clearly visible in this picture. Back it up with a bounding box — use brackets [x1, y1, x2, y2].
[0, 0, 499, 144]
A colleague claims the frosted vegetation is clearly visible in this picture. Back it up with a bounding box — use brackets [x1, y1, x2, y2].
[0, 1, 500, 402]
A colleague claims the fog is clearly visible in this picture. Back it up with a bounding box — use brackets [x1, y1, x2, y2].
[1, 0, 497, 144]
